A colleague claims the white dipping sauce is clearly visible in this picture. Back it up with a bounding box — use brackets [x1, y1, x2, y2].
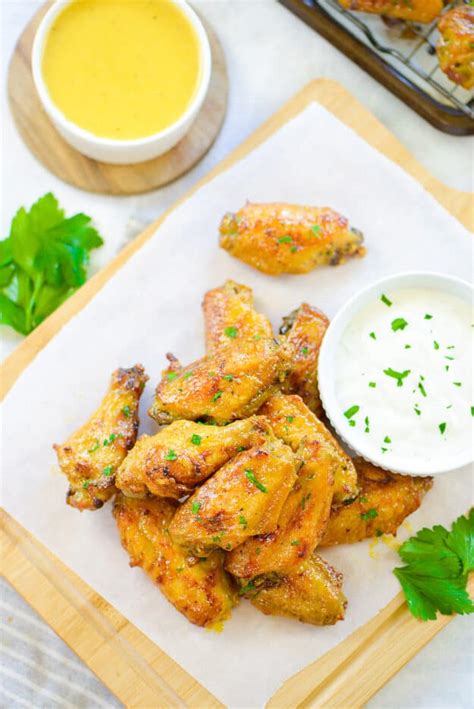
[335, 287, 473, 468]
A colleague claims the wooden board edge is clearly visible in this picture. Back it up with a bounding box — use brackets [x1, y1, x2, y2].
[1, 77, 471, 399]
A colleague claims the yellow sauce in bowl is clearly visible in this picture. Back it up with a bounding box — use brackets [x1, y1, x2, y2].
[42, 0, 202, 140]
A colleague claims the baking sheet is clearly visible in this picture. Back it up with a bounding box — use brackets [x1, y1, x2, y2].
[2, 102, 473, 708]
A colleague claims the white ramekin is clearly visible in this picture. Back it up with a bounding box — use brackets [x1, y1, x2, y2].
[318, 271, 473, 477]
[32, 0, 211, 164]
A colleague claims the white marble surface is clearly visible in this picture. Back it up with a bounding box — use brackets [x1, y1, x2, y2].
[1, 1, 472, 707]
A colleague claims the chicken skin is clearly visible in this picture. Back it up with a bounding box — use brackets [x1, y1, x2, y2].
[54, 365, 147, 511]
[437, 5, 474, 90]
[259, 393, 358, 506]
[244, 555, 347, 626]
[321, 458, 434, 546]
[116, 416, 273, 500]
[203, 280, 273, 355]
[113, 494, 237, 629]
[219, 202, 365, 276]
[279, 303, 329, 417]
[339, 0, 442, 23]
[169, 439, 297, 553]
[149, 338, 288, 426]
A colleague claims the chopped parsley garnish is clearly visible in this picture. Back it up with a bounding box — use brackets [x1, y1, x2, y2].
[364, 416, 370, 433]
[405, 344, 411, 349]
[191, 501, 201, 515]
[286, 416, 294, 423]
[381, 294, 392, 307]
[223, 374, 234, 381]
[290, 245, 298, 253]
[301, 346, 309, 355]
[239, 581, 256, 596]
[212, 390, 223, 402]
[166, 371, 178, 381]
[88, 440, 100, 453]
[224, 326, 238, 338]
[122, 405, 131, 417]
[391, 318, 408, 332]
[447, 345, 455, 350]
[383, 367, 411, 387]
[82, 480, 91, 489]
[212, 534, 224, 543]
[301, 493, 311, 510]
[384, 436, 391, 443]
[245, 469, 267, 493]
[165, 449, 177, 461]
[453, 382, 462, 387]
[237, 446, 246, 452]
[381, 447, 388, 453]
[344, 405, 360, 419]
[445, 356, 455, 361]
[103, 466, 113, 477]
[239, 515, 248, 528]
[370, 332, 376, 340]
[424, 314, 433, 320]
[439, 422, 447, 435]
[349, 420, 356, 427]
[418, 380, 427, 398]
[414, 404, 421, 416]
[191, 434, 202, 445]
[311, 224, 321, 235]
[103, 433, 116, 446]
[369, 382, 376, 388]
[471, 407, 474, 417]
[183, 371, 193, 380]
[290, 539, 301, 546]
[433, 341, 439, 350]
[278, 235, 292, 244]
[361, 508, 378, 520]
[445, 365, 450, 372]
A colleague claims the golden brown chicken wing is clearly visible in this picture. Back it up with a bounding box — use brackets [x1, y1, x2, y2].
[437, 5, 474, 89]
[243, 555, 347, 626]
[169, 439, 297, 553]
[339, 0, 442, 23]
[54, 365, 147, 511]
[149, 338, 287, 426]
[279, 303, 329, 416]
[225, 437, 335, 579]
[113, 494, 237, 629]
[259, 393, 358, 506]
[321, 458, 433, 546]
[219, 202, 365, 276]
[116, 415, 273, 500]
[203, 280, 273, 355]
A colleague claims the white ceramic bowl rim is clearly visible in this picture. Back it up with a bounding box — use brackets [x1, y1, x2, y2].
[31, 0, 212, 147]
[318, 270, 474, 477]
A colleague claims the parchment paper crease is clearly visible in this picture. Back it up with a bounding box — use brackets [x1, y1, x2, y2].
[2, 103, 473, 708]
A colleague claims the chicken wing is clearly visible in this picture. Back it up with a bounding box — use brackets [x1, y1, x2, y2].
[339, 0, 442, 23]
[437, 5, 474, 90]
[54, 365, 147, 511]
[321, 458, 433, 546]
[259, 393, 358, 505]
[279, 303, 329, 416]
[242, 555, 347, 626]
[113, 494, 237, 629]
[149, 338, 287, 426]
[219, 202, 365, 276]
[169, 439, 297, 553]
[203, 280, 273, 355]
[116, 415, 273, 500]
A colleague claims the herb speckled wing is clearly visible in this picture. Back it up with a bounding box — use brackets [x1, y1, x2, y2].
[225, 438, 335, 579]
[113, 494, 237, 629]
[279, 303, 329, 417]
[203, 280, 273, 355]
[244, 555, 347, 626]
[149, 338, 288, 425]
[437, 6, 474, 90]
[320, 458, 434, 546]
[169, 439, 298, 553]
[259, 393, 358, 506]
[116, 415, 273, 499]
[54, 365, 147, 511]
[219, 202, 365, 276]
[338, 0, 442, 23]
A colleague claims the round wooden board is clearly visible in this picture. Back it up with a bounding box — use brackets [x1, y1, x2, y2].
[8, 2, 228, 195]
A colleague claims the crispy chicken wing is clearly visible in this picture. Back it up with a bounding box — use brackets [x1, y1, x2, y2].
[437, 5, 474, 89]
[339, 0, 442, 23]
[203, 280, 273, 355]
[149, 339, 287, 426]
[116, 415, 273, 500]
[279, 303, 329, 416]
[113, 494, 237, 629]
[54, 365, 147, 511]
[243, 555, 347, 626]
[259, 393, 358, 506]
[169, 439, 297, 553]
[321, 458, 433, 546]
[219, 202, 365, 276]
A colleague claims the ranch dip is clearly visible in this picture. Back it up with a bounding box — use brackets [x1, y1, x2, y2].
[335, 287, 473, 468]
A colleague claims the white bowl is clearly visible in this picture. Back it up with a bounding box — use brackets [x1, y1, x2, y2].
[318, 271, 473, 477]
[32, 0, 211, 164]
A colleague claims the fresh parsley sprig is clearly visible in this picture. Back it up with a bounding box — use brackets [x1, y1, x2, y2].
[0, 193, 103, 335]
[393, 509, 474, 621]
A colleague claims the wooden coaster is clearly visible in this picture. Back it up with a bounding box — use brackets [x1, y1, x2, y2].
[8, 2, 228, 195]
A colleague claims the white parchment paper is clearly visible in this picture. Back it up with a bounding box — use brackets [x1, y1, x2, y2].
[2, 103, 473, 708]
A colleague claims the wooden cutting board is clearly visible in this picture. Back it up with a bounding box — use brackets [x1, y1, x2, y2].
[1, 79, 472, 709]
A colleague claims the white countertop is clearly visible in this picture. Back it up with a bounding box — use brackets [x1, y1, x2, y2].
[1, 1, 472, 707]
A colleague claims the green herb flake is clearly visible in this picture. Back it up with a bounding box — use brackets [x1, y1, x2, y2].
[165, 449, 177, 461]
[301, 493, 311, 510]
[82, 480, 91, 489]
[301, 346, 309, 355]
[290, 245, 298, 253]
[439, 422, 447, 435]
[122, 405, 131, 418]
[290, 539, 301, 546]
[223, 374, 234, 381]
[359, 496, 369, 503]
[239, 515, 248, 528]
[212, 390, 223, 402]
[224, 326, 238, 338]
[384, 436, 391, 443]
[405, 344, 412, 349]
[370, 332, 376, 340]
[183, 371, 193, 380]
[383, 367, 411, 387]
[445, 356, 455, 361]
[103, 433, 116, 446]
[414, 404, 421, 416]
[103, 465, 113, 477]
[364, 416, 370, 433]
[381, 447, 388, 453]
[286, 416, 294, 423]
[245, 469, 267, 493]
[418, 381, 427, 398]
[424, 314, 433, 320]
[344, 405, 360, 419]
[191, 501, 201, 515]
[453, 382, 462, 387]
[369, 382, 376, 388]
[471, 407, 474, 417]
[239, 581, 256, 596]
[349, 420, 356, 427]
[381, 293, 392, 307]
[445, 365, 450, 372]
[433, 341, 439, 350]
[391, 318, 408, 332]
[278, 235, 292, 244]
[311, 224, 321, 235]
[237, 446, 246, 452]
[166, 371, 178, 381]
[191, 434, 202, 445]
[361, 508, 378, 520]
[88, 440, 100, 453]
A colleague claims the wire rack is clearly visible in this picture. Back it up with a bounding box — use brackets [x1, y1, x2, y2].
[320, 0, 473, 119]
